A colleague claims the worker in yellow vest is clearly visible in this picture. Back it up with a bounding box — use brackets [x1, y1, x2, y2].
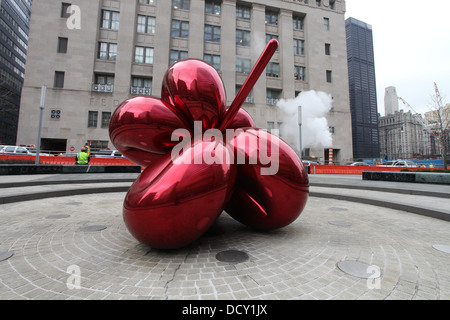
[84, 143, 91, 155]
[429, 164, 434, 169]
[76, 147, 90, 165]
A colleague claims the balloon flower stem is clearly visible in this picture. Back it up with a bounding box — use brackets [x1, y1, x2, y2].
[219, 39, 279, 132]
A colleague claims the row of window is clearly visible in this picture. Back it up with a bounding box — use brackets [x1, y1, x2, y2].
[61, 1, 334, 34]
[137, 0, 337, 13]
[62, 108, 331, 133]
[93, 37, 306, 63]
[100, 10, 309, 36]
[52, 61, 312, 92]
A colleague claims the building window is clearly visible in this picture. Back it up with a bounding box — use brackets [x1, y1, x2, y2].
[277, 122, 283, 137]
[330, 0, 335, 9]
[131, 77, 152, 95]
[316, 0, 321, 6]
[137, 15, 156, 34]
[236, 29, 250, 46]
[293, 15, 304, 30]
[294, 39, 305, 55]
[203, 54, 220, 70]
[139, 0, 156, 5]
[205, 0, 221, 15]
[236, 85, 253, 103]
[266, 62, 279, 78]
[329, 126, 335, 134]
[267, 89, 281, 105]
[101, 112, 111, 128]
[173, 0, 190, 10]
[325, 43, 331, 55]
[324, 17, 330, 30]
[54, 71, 65, 88]
[57, 37, 68, 53]
[135, 46, 154, 64]
[98, 42, 117, 60]
[294, 66, 306, 81]
[265, 10, 278, 25]
[204, 25, 221, 42]
[236, 5, 250, 20]
[266, 34, 279, 50]
[89, 140, 109, 151]
[267, 121, 275, 132]
[326, 70, 332, 83]
[101, 10, 120, 30]
[88, 111, 98, 128]
[61, 3, 71, 18]
[92, 74, 114, 92]
[171, 20, 189, 38]
[95, 74, 114, 86]
[169, 50, 188, 65]
[236, 58, 251, 74]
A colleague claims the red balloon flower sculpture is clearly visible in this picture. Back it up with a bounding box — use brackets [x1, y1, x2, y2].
[109, 40, 309, 249]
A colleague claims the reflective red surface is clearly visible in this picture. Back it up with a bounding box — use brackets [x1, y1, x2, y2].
[225, 128, 309, 230]
[124, 140, 236, 249]
[109, 40, 310, 249]
[162, 59, 226, 132]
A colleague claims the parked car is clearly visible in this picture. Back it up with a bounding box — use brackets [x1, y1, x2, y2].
[25, 147, 54, 156]
[302, 160, 319, 166]
[349, 162, 370, 166]
[0, 145, 13, 152]
[92, 149, 124, 158]
[57, 152, 78, 157]
[378, 160, 418, 168]
[0, 145, 53, 156]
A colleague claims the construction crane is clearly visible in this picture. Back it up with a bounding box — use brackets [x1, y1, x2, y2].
[433, 82, 449, 132]
[434, 82, 444, 108]
[398, 96, 435, 134]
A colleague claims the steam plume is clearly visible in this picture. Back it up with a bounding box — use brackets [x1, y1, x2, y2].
[277, 91, 333, 151]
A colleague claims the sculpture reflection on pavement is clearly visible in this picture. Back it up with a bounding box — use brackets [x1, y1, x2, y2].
[109, 40, 309, 249]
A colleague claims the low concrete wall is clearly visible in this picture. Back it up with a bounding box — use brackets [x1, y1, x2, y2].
[363, 171, 450, 185]
[0, 164, 142, 175]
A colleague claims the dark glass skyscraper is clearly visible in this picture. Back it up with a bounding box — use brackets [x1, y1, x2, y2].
[0, 0, 32, 145]
[346, 17, 380, 159]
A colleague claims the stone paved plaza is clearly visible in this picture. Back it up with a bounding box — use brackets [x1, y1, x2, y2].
[1, 174, 450, 300]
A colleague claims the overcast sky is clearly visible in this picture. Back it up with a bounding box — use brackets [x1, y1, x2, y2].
[344, 0, 450, 116]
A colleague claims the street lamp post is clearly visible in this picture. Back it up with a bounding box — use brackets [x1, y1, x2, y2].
[298, 105, 302, 157]
[35, 85, 46, 165]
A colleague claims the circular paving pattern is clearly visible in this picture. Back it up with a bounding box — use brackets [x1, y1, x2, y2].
[1, 194, 450, 300]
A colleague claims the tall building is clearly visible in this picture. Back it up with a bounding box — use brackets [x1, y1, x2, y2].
[345, 17, 379, 159]
[0, 0, 32, 145]
[17, 0, 353, 162]
[379, 110, 429, 160]
[384, 86, 399, 116]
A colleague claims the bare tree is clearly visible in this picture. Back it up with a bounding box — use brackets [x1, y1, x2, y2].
[430, 83, 449, 170]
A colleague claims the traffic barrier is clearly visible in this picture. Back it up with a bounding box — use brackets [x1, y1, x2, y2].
[0, 154, 135, 166]
[308, 165, 410, 175]
[0, 154, 429, 175]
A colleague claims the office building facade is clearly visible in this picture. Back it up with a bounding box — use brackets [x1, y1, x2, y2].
[17, 0, 352, 162]
[345, 17, 379, 159]
[379, 110, 430, 160]
[0, 0, 32, 145]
